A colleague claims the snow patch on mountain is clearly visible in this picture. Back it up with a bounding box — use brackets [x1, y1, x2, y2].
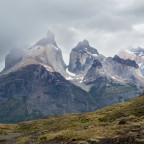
[138, 63, 143, 67]
[66, 76, 74, 80]
[66, 68, 76, 76]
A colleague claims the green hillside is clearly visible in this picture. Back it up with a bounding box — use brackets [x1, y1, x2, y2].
[1, 95, 144, 144]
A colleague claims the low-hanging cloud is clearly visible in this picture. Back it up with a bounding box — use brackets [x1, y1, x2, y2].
[0, 0, 144, 67]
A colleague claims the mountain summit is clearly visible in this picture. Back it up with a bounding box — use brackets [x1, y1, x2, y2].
[69, 40, 99, 73]
[35, 31, 58, 47]
[0, 31, 66, 76]
[73, 39, 99, 54]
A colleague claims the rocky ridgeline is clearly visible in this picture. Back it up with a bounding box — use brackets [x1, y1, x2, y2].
[0, 31, 144, 123]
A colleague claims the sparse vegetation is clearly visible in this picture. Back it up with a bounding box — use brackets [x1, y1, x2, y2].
[1, 95, 144, 143]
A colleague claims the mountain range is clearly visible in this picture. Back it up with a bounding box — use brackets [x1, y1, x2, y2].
[1, 31, 144, 123]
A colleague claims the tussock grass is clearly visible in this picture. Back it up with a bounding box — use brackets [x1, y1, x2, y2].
[1, 95, 144, 143]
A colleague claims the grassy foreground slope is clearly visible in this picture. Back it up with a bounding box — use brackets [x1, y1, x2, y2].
[1, 95, 144, 144]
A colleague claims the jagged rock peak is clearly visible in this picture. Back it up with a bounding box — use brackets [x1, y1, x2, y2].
[35, 31, 58, 47]
[77, 39, 90, 47]
[68, 40, 99, 73]
[113, 55, 139, 69]
[73, 39, 99, 54]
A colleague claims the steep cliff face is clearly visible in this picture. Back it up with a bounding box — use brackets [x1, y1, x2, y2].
[84, 59, 106, 83]
[0, 64, 96, 123]
[67, 41, 144, 106]
[1, 31, 66, 77]
[68, 40, 99, 73]
[66, 40, 100, 91]
[83, 57, 142, 107]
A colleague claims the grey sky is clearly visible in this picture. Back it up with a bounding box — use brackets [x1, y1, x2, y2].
[0, 0, 144, 70]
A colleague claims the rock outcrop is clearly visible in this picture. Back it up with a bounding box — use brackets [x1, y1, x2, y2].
[113, 55, 139, 69]
[117, 48, 144, 75]
[0, 64, 95, 123]
[67, 41, 144, 106]
[68, 40, 99, 73]
[84, 56, 142, 107]
[1, 31, 66, 76]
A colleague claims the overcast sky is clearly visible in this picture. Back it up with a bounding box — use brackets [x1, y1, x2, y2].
[1, 0, 144, 70]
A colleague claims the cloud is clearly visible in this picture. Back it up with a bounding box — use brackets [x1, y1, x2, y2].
[0, 0, 144, 67]
[132, 24, 144, 33]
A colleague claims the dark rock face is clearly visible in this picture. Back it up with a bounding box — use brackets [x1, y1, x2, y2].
[35, 31, 58, 47]
[84, 60, 105, 83]
[91, 60, 102, 68]
[0, 64, 96, 123]
[68, 40, 99, 73]
[113, 55, 139, 68]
